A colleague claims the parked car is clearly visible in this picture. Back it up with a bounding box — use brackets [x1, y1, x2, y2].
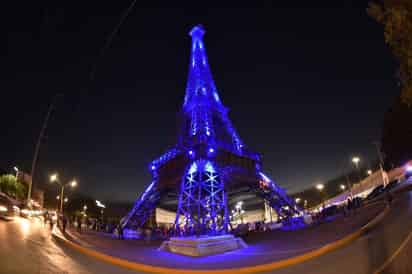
[366, 185, 385, 200]
[404, 164, 412, 180]
[0, 195, 15, 219]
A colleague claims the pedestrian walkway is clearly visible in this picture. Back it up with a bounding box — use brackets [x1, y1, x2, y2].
[58, 202, 385, 270]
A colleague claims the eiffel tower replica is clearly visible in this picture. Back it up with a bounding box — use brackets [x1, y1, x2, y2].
[122, 25, 300, 236]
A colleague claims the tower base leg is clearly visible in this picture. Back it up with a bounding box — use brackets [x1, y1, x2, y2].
[159, 235, 247, 257]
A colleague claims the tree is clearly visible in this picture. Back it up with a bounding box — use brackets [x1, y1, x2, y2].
[368, 0, 412, 105]
[0, 174, 28, 200]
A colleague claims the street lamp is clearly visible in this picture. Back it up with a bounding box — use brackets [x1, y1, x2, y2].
[50, 174, 78, 214]
[340, 184, 346, 190]
[13, 166, 19, 179]
[234, 201, 244, 224]
[96, 200, 106, 221]
[352, 156, 360, 168]
[316, 183, 326, 210]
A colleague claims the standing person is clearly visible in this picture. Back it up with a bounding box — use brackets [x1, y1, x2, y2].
[145, 227, 152, 243]
[77, 218, 82, 233]
[385, 191, 393, 207]
[62, 216, 67, 233]
[117, 222, 124, 240]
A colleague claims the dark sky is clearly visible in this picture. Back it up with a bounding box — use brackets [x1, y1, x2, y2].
[3, 1, 399, 202]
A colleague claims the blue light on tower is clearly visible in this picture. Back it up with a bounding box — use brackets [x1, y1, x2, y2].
[122, 25, 301, 236]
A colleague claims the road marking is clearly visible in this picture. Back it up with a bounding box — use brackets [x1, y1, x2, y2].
[373, 229, 412, 274]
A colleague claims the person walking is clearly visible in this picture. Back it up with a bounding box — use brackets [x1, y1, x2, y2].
[117, 222, 124, 240]
[385, 191, 393, 207]
[62, 216, 67, 233]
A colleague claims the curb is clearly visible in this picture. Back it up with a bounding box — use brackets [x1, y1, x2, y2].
[52, 207, 390, 274]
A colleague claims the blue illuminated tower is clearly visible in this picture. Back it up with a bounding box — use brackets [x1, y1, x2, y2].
[122, 25, 300, 236]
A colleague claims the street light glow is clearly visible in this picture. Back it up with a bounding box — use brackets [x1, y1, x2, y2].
[367, 169, 372, 175]
[50, 174, 58, 182]
[56, 195, 60, 200]
[64, 197, 68, 203]
[13, 166, 19, 172]
[340, 184, 346, 190]
[96, 200, 106, 208]
[316, 183, 324, 191]
[70, 180, 77, 187]
[352, 157, 360, 165]
[295, 197, 301, 203]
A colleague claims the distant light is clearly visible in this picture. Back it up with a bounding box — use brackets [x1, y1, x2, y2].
[209, 148, 214, 153]
[406, 165, 412, 172]
[70, 180, 77, 187]
[188, 150, 194, 156]
[367, 169, 372, 175]
[295, 197, 301, 203]
[151, 164, 156, 171]
[56, 195, 60, 200]
[64, 197, 68, 203]
[96, 200, 106, 208]
[50, 174, 58, 182]
[316, 183, 324, 191]
[352, 157, 360, 165]
[0, 206, 8, 212]
[14, 166, 19, 172]
[340, 184, 346, 190]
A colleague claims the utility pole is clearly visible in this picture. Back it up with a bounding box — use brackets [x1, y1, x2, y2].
[373, 141, 388, 186]
[28, 94, 62, 207]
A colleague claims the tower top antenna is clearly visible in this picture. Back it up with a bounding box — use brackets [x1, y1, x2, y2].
[189, 25, 205, 38]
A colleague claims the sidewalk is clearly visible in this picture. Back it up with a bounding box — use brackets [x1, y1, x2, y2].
[56, 202, 385, 270]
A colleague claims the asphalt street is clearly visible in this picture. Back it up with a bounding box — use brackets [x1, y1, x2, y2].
[0, 217, 137, 274]
[1, 191, 412, 274]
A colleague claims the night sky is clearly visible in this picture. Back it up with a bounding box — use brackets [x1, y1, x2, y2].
[3, 1, 399, 202]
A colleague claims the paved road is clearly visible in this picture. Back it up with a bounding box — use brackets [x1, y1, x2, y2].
[1, 190, 412, 273]
[270, 190, 412, 274]
[0, 217, 137, 274]
[64, 203, 385, 270]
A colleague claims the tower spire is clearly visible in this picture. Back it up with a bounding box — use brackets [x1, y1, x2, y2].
[183, 25, 222, 111]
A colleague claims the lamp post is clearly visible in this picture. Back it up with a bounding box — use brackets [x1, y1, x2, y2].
[29, 94, 62, 208]
[50, 174, 77, 214]
[352, 156, 361, 182]
[316, 183, 325, 210]
[235, 201, 244, 224]
[95, 200, 106, 221]
[352, 156, 360, 169]
[14, 166, 19, 178]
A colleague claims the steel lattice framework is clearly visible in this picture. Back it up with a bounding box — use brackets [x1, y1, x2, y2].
[175, 160, 229, 235]
[122, 25, 301, 236]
